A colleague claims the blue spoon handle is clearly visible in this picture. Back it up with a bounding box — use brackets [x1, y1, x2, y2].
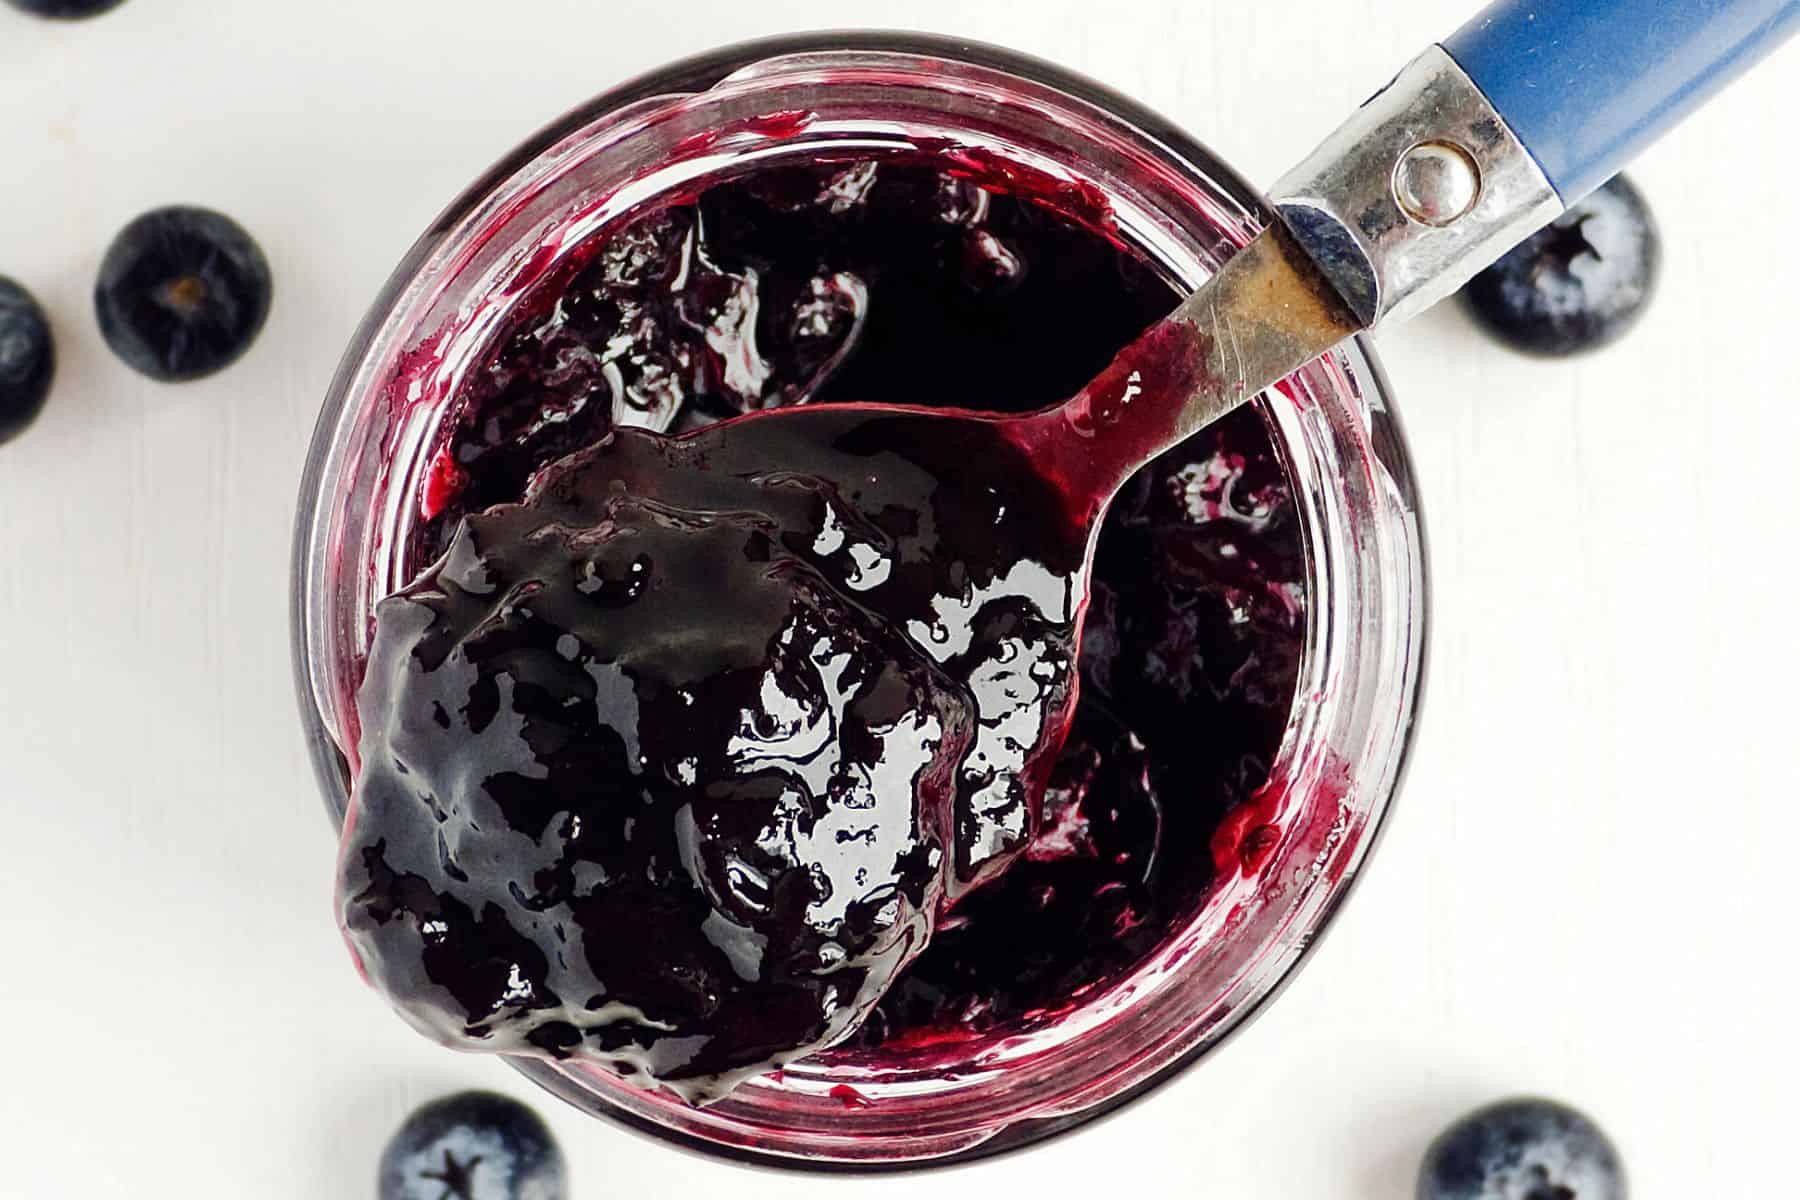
[1443, 0, 1800, 203]
[1271, 0, 1799, 326]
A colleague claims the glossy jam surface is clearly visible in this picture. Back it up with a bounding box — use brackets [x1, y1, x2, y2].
[342, 158, 1305, 1098]
[345, 471, 972, 1103]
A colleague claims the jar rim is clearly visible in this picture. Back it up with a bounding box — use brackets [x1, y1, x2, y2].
[290, 30, 1426, 1172]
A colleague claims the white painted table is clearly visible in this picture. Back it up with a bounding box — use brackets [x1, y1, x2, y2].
[4, 1, 1796, 1193]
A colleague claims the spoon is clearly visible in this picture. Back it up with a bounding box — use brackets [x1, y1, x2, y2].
[340, 0, 1800, 1101]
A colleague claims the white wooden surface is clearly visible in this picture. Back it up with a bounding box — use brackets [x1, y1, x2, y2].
[3, 1, 1796, 1194]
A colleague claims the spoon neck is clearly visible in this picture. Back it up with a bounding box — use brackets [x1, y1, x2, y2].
[1018, 317, 1218, 516]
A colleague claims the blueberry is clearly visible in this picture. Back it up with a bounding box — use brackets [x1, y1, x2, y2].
[4, 0, 128, 18]
[1419, 1098, 1626, 1200]
[1461, 174, 1659, 356]
[0, 277, 55, 446]
[94, 206, 272, 382]
[378, 1091, 565, 1200]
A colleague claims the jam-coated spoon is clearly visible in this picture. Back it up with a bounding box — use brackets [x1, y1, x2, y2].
[336, 0, 1799, 1103]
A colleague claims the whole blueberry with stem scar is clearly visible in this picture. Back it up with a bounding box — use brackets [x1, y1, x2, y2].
[1418, 1097, 1626, 1200]
[94, 206, 272, 382]
[378, 1091, 565, 1200]
[1460, 175, 1660, 357]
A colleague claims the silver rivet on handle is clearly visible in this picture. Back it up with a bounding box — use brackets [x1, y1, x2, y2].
[1392, 140, 1483, 226]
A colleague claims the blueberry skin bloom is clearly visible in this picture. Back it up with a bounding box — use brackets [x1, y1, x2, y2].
[1461, 174, 1660, 357]
[378, 1091, 566, 1200]
[0, 277, 55, 445]
[1419, 1097, 1627, 1200]
[94, 206, 273, 382]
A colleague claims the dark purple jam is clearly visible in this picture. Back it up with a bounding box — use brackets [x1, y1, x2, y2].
[345, 474, 977, 1102]
[340, 157, 1305, 1100]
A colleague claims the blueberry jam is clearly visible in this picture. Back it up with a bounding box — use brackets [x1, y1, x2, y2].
[341, 157, 1305, 1099]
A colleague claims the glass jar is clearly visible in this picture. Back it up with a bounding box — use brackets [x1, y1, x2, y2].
[291, 33, 1425, 1170]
